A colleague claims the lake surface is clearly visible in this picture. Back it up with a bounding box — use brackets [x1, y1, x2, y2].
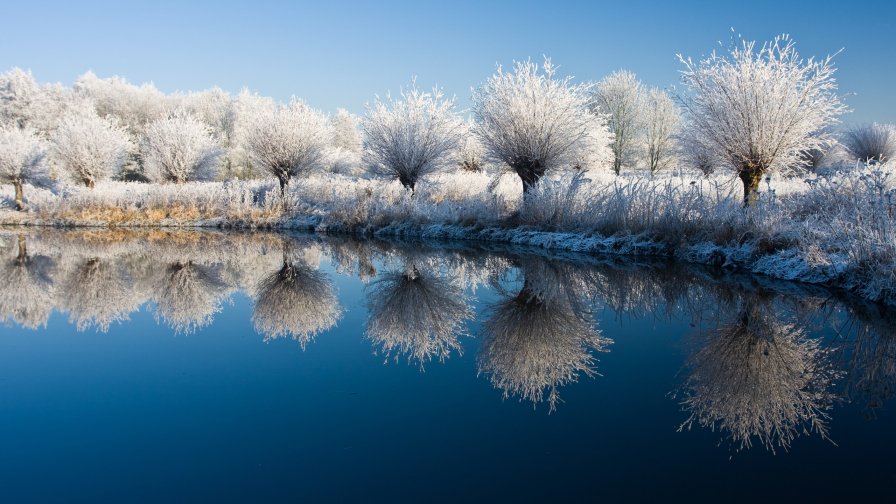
[1, 229, 895, 502]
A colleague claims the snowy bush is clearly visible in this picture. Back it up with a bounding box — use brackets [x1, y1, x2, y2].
[51, 103, 132, 187]
[243, 98, 330, 194]
[841, 123, 896, 164]
[361, 81, 465, 191]
[142, 112, 222, 183]
[473, 58, 612, 195]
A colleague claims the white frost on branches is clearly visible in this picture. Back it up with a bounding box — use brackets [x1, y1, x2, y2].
[593, 70, 645, 174]
[142, 112, 222, 183]
[361, 81, 465, 190]
[678, 34, 847, 203]
[472, 58, 611, 193]
[0, 125, 51, 210]
[51, 102, 133, 187]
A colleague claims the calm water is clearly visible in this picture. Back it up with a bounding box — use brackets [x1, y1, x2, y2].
[1, 229, 895, 502]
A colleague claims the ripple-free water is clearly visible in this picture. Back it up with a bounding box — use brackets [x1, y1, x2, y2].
[1, 229, 894, 502]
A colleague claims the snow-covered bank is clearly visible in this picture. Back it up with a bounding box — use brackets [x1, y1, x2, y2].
[2, 165, 894, 305]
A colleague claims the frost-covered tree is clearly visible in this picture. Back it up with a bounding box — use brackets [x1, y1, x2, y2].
[252, 253, 341, 348]
[458, 120, 485, 172]
[473, 58, 610, 195]
[58, 257, 140, 332]
[678, 35, 847, 205]
[0, 125, 51, 210]
[593, 70, 645, 174]
[0, 68, 74, 135]
[51, 104, 132, 187]
[366, 264, 472, 368]
[332, 108, 362, 153]
[73, 71, 172, 137]
[678, 128, 721, 176]
[142, 112, 222, 183]
[243, 98, 330, 194]
[643, 88, 681, 174]
[841, 123, 896, 164]
[181, 88, 238, 175]
[361, 81, 465, 191]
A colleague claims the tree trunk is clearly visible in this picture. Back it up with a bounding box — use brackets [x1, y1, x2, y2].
[16, 234, 27, 263]
[86, 178, 95, 189]
[14, 181, 24, 211]
[613, 158, 622, 176]
[398, 174, 416, 193]
[739, 165, 763, 207]
[512, 159, 545, 196]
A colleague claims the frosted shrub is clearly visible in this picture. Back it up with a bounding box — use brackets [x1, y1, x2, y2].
[473, 58, 611, 196]
[841, 123, 896, 163]
[51, 103, 132, 188]
[243, 98, 330, 194]
[142, 112, 222, 183]
[361, 81, 465, 191]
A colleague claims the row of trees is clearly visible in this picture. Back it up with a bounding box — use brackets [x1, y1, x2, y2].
[1, 34, 890, 209]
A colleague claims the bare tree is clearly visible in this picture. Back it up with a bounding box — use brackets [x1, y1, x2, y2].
[841, 123, 896, 164]
[142, 112, 222, 183]
[366, 263, 472, 368]
[473, 58, 611, 195]
[593, 70, 645, 174]
[361, 81, 465, 191]
[0, 125, 51, 210]
[678, 35, 847, 205]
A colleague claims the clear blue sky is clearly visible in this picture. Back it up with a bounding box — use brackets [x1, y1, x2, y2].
[2, 0, 894, 123]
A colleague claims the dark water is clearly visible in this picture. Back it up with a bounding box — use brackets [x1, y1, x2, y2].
[1, 229, 895, 502]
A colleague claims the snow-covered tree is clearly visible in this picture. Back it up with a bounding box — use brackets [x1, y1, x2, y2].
[473, 58, 610, 195]
[643, 88, 681, 174]
[0, 68, 74, 135]
[51, 104, 132, 187]
[331, 108, 362, 153]
[142, 112, 222, 183]
[0, 125, 51, 210]
[678, 35, 847, 205]
[841, 123, 896, 164]
[593, 70, 645, 174]
[366, 264, 472, 368]
[154, 261, 229, 334]
[58, 257, 141, 332]
[243, 97, 330, 193]
[182, 88, 239, 176]
[678, 128, 721, 176]
[361, 81, 465, 191]
[73, 71, 172, 138]
[458, 120, 485, 172]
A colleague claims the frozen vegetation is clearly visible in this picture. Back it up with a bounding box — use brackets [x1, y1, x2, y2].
[0, 35, 895, 305]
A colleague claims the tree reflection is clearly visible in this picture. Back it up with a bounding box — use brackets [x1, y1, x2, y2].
[58, 257, 140, 331]
[0, 235, 55, 328]
[154, 261, 229, 334]
[366, 263, 472, 368]
[678, 300, 840, 453]
[477, 259, 611, 411]
[252, 249, 341, 348]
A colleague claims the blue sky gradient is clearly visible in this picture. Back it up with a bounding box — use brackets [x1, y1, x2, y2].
[2, 0, 893, 122]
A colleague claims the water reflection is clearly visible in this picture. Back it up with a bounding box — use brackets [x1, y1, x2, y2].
[253, 246, 341, 347]
[677, 296, 840, 453]
[2, 228, 896, 455]
[366, 261, 472, 367]
[478, 258, 610, 411]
